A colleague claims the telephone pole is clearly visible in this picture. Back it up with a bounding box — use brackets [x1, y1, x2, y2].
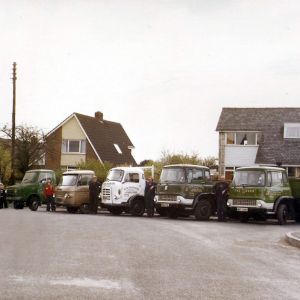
[10, 62, 17, 185]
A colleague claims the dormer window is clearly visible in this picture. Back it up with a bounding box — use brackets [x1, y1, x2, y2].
[114, 144, 122, 154]
[226, 132, 258, 145]
[284, 123, 300, 139]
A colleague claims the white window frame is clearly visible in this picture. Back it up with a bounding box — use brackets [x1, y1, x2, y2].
[62, 139, 86, 154]
[114, 144, 122, 154]
[284, 123, 300, 139]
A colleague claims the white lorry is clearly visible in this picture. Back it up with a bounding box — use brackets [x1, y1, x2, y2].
[100, 167, 146, 216]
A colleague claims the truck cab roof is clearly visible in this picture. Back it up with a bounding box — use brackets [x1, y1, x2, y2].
[236, 166, 286, 172]
[163, 164, 209, 170]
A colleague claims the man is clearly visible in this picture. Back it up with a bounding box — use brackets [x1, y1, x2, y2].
[145, 177, 156, 217]
[215, 176, 229, 222]
[89, 176, 101, 214]
[0, 183, 8, 209]
[44, 179, 55, 212]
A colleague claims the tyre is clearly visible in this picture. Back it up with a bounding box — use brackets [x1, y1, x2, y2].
[29, 197, 39, 211]
[67, 207, 78, 213]
[194, 199, 212, 220]
[130, 198, 145, 216]
[277, 204, 288, 225]
[109, 207, 123, 215]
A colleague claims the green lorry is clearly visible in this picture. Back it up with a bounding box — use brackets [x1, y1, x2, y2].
[6, 169, 56, 211]
[155, 164, 218, 219]
[227, 166, 300, 225]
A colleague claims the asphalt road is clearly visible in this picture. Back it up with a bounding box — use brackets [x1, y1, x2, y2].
[0, 208, 299, 300]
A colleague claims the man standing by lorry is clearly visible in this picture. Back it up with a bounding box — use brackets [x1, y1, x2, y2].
[215, 177, 229, 222]
[0, 183, 8, 209]
[89, 176, 101, 214]
[145, 177, 156, 217]
[44, 179, 55, 212]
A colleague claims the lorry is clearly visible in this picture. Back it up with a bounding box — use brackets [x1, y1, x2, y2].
[6, 169, 56, 211]
[55, 170, 95, 213]
[227, 166, 300, 225]
[100, 167, 146, 216]
[155, 164, 219, 219]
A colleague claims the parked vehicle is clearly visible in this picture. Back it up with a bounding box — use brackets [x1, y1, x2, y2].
[227, 166, 300, 225]
[100, 167, 146, 216]
[6, 169, 56, 210]
[155, 164, 218, 219]
[55, 170, 95, 213]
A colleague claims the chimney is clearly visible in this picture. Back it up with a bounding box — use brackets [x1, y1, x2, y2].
[95, 111, 103, 122]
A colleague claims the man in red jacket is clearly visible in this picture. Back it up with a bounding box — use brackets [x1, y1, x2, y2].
[44, 179, 55, 212]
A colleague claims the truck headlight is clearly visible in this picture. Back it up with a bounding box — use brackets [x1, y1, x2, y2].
[256, 200, 262, 208]
[227, 199, 233, 207]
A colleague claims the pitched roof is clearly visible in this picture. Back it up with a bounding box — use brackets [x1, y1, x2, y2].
[216, 108, 300, 165]
[74, 113, 136, 165]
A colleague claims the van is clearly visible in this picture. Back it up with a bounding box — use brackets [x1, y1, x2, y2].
[55, 170, 95, 213]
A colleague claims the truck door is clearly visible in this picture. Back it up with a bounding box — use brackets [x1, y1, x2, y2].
[122, 172, 140, 202]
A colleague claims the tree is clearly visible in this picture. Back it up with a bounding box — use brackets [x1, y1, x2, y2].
[0, 145, 11, 184]
[1, 124, 46, 176]
[76, 159, 113, 182]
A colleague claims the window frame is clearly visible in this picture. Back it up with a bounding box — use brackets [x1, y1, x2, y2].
[62, 139, 86, 154]
[225, 132, 258, 146]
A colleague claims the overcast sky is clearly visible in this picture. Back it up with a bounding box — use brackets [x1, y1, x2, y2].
[1, 0, 300, 163]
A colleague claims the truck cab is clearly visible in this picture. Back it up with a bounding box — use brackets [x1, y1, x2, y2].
[156, 164, 216, 219]
[227, 166, 300, 224]
[6, 169, 56, 210]
[101, 167, 146, 216]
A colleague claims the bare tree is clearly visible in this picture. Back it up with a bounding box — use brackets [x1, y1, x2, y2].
[1, 124, 46, 175]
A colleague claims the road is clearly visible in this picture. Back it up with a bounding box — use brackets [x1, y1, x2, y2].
[0, 208, 299, 300]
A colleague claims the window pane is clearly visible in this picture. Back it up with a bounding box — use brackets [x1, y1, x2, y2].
[271, 172, 282, 186]
[236, 133, 256, 145]
[80, 140, 86, 153]
[193, 169, 203, 180]
[226, 133, 234, 144]
[62, 140, 67, 152]
[69, 140, 80, 152]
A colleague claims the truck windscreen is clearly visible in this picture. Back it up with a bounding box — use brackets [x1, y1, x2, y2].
[22, 172, 38, 184]
[59, 175, 78, 186]
[107, 169, 124, 182]
[232, 171, 265, 187]
[160, 168, 186, 183]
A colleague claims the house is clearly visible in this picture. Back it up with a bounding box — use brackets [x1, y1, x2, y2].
[216, 108, 300, 180]
[45, 111, 136, 170]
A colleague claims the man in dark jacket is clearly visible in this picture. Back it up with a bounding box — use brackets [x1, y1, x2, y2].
[0, 183, 8, 209]
[89, 176, 101, 214]
[145, 177, 156, 217]
[215, 177, 229, 222]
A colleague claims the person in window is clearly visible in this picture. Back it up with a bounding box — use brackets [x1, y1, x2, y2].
[215, 176, 229, 222]
[89, 176, 101, 214]
[0, 183, 8, 209]
[240, 134, 247, 145]
[44, 179, 55, 212]
[145, 177, 156, 217]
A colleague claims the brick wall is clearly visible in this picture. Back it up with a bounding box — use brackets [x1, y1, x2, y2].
[45, 127, 62, 170]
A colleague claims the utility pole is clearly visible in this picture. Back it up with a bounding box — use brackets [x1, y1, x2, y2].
[10, 62, 17, 185]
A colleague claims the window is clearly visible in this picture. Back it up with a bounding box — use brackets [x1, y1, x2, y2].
[125, 173, 139, 183]
[62, 140, 86, 153]
[114, 144, 122, 154]
[284, 123, 300, 139]
[78, 174, 93, 186]
[225, 132, 257, 145]
[271, 172, 283, 186]
[205, 170, 210, 180]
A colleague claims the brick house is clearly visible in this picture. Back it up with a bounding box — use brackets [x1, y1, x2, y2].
[45, 111, 136, 170]
[216, 108, 300, 180]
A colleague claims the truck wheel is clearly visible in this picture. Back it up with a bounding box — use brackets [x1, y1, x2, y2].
[67, 207, 78, 213]
[195, 199, 212, 220]
[130, 198, 145, 216]
[277, 204, 288, 225]
[109, 207, 123, 215]
[29, 197, 39, 211]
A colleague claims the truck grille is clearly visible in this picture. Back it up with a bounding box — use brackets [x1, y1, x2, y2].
[6, 189, 15, 197]
[232, 199, 257, 207]
[102, 188, 111, 201]
[158, 195, 177, 202]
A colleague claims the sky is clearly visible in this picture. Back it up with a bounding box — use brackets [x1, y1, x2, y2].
[0, 0, 300, 163]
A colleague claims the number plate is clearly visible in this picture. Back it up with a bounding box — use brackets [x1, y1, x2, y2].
[161, 203, 169, 207]
[237, 207, 248, 212]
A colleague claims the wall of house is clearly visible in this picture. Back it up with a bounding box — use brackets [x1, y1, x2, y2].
[45, 127, 62, 170]
[218, 132, 226, 177]
[225, 145, 259, 167]
[61, 117, 86, 167]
